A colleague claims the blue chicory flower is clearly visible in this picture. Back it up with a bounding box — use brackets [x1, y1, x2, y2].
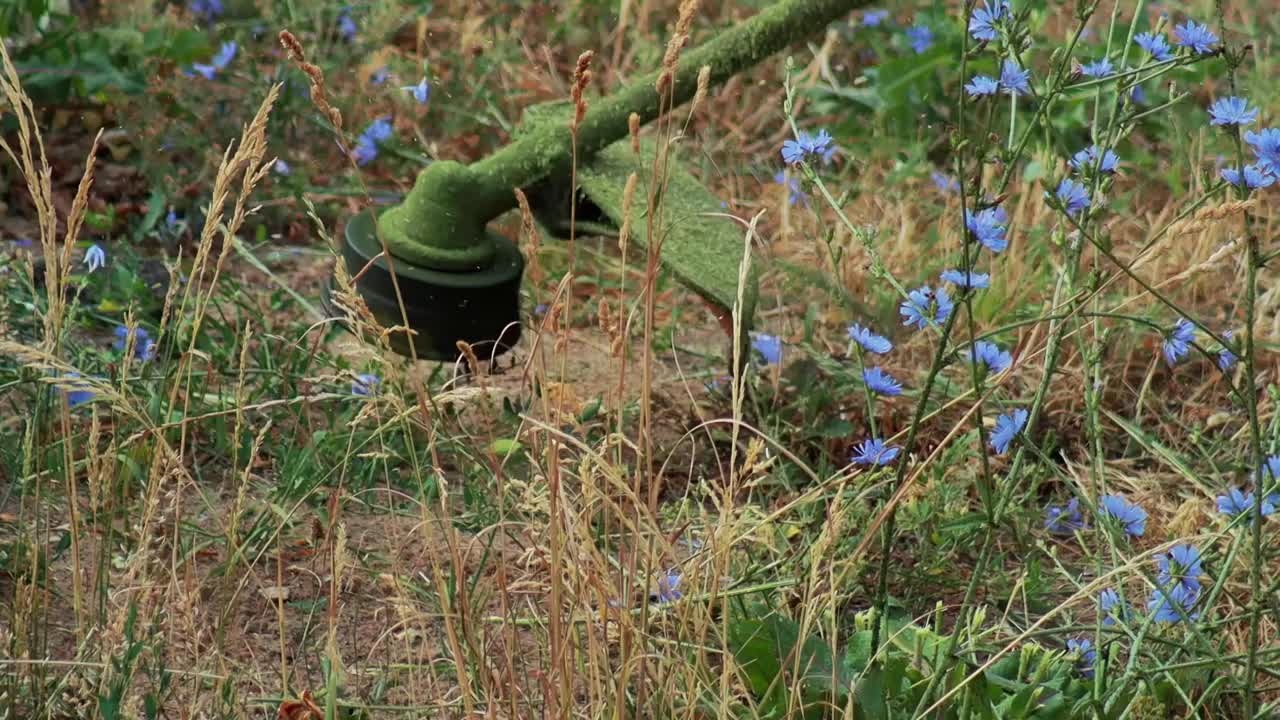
[1135, 32, 1174, 62]
[370, 66, 391, 85]
[1100, 494, 1146, 537]
[1099, 588, 1128, 626]
[965, 75, 1000, 97]
[652, 568, 682, 604]
[1220, 165, 1276, 190]
[113, 326, 154, 360]
[969, 1, 1009, 43]
[338, 10, 358, 41]
[274, 159, 291, 175]
[1044, 497, 1085, 535]
[931, 171, 960, 193]
[352, 373, 381, 396]
[1209, 96, 1259, 127]
[1173, 20, 1218, 55]
[999, 60, 1031, 95]
[965, 207, 1009, 252]
[1244, 128, 1280, 172]
[402, 77, 430, 105]
[990, 408, 1028, 454]
[940, 269, 991, 290]
[969, 340, 1012, 373]
[751, 333, 782, 365]
[1217, 487, 1278, 522]
[1162, 318, 1195, 366]
[1053, 178, 1091, 216]
[863, 366, 903, 396]
[1148, 581, 1200, 623]
[1071, 145, 1120, 174]
[61, 372, 96, 408]
[781, 129, 836, 165]
[190, 41, 237, 80]
[847, 323, 892, 354]
[906, 23, 934, 54]
[862, 9, 890, 27]
[899, 285, 953, 329]
[1216, 330, 1237, 370]
[1066, 638, 1096, 678]
[84, 244, 106, 272]
[190, 0, 224, 21]
[852, 438, 901, 466]
[1157, 544, 1203, 593]
[774, 172, 809, 207]
[1080, 57, 1114, 78]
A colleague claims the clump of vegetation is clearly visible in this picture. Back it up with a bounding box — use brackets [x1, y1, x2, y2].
[1, 0, 1277, 718]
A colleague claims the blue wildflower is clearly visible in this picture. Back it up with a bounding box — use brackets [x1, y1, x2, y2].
[847, 323, 892, 354]
[863, 366, 903, 396]
[365, 116, 394, 143]
[862, 9, 890, 27]
[351, 117, 394, 166]
[965, 75, 1000, 97]
[774, 171, 809, 207]
[1220, 165, 1276, 190]
[1262, 456, 1280, 482]
[337, 10, 358, 41]
[851, 438, 901, 466]
[989, 408, 1028, 454]
[969, 340, 1012, 373]
[190, 0, 224, 21]
[1216, 330, 1237, 370]
[781, 129, 836, 165]
[1173, 20, 1218, 55]
[1129, 85, 1147, 104]
[1161, 318, 1195, 366]
[191, 41, 237, 80]
[940, 269, 991, 290]
[965, 207, 1009, 252]
[906, 23, 934, 54]
[1099, 588, 1128, 626]
[1071, 145, 1120, 174]
[969, 1, 1009, 42]
[1135, 32, 1173, 62]
[1044, 498, 1085, 535]
[652, 568, 682, 604]
[751, 333, 782, 365]
[370, 66, 391, 85]
[402, 77, 430, 105]
[931, 171, 960, 193]
[1080, 57, 1114, 78]
[1244, 128, 1280, 172]
[1157, 544, 1203, 592]
[1100, 494, 1146, 537]
[352, 136, 379, 166]
[113, 326, 154, 360]
[1209, 97, 1259, 127]
[999, 60, 1031, 95]
[84, 244, 106, 273]
[61, 373, 95, 408]
[274, 159, 291, 175]
[899, 285, 953, 329]
[1148, 581, 1200, 623]
[1217, 487, 1277, 522]
[1066, 638, 1096, 678]
[352, 373, 380, 396]
[1053, 178, 1091, 216]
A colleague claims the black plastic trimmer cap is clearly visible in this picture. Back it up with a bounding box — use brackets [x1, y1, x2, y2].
[332, 210, 525, 362]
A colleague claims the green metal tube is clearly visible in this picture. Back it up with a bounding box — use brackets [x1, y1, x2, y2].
[379, 0, 869, 270]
